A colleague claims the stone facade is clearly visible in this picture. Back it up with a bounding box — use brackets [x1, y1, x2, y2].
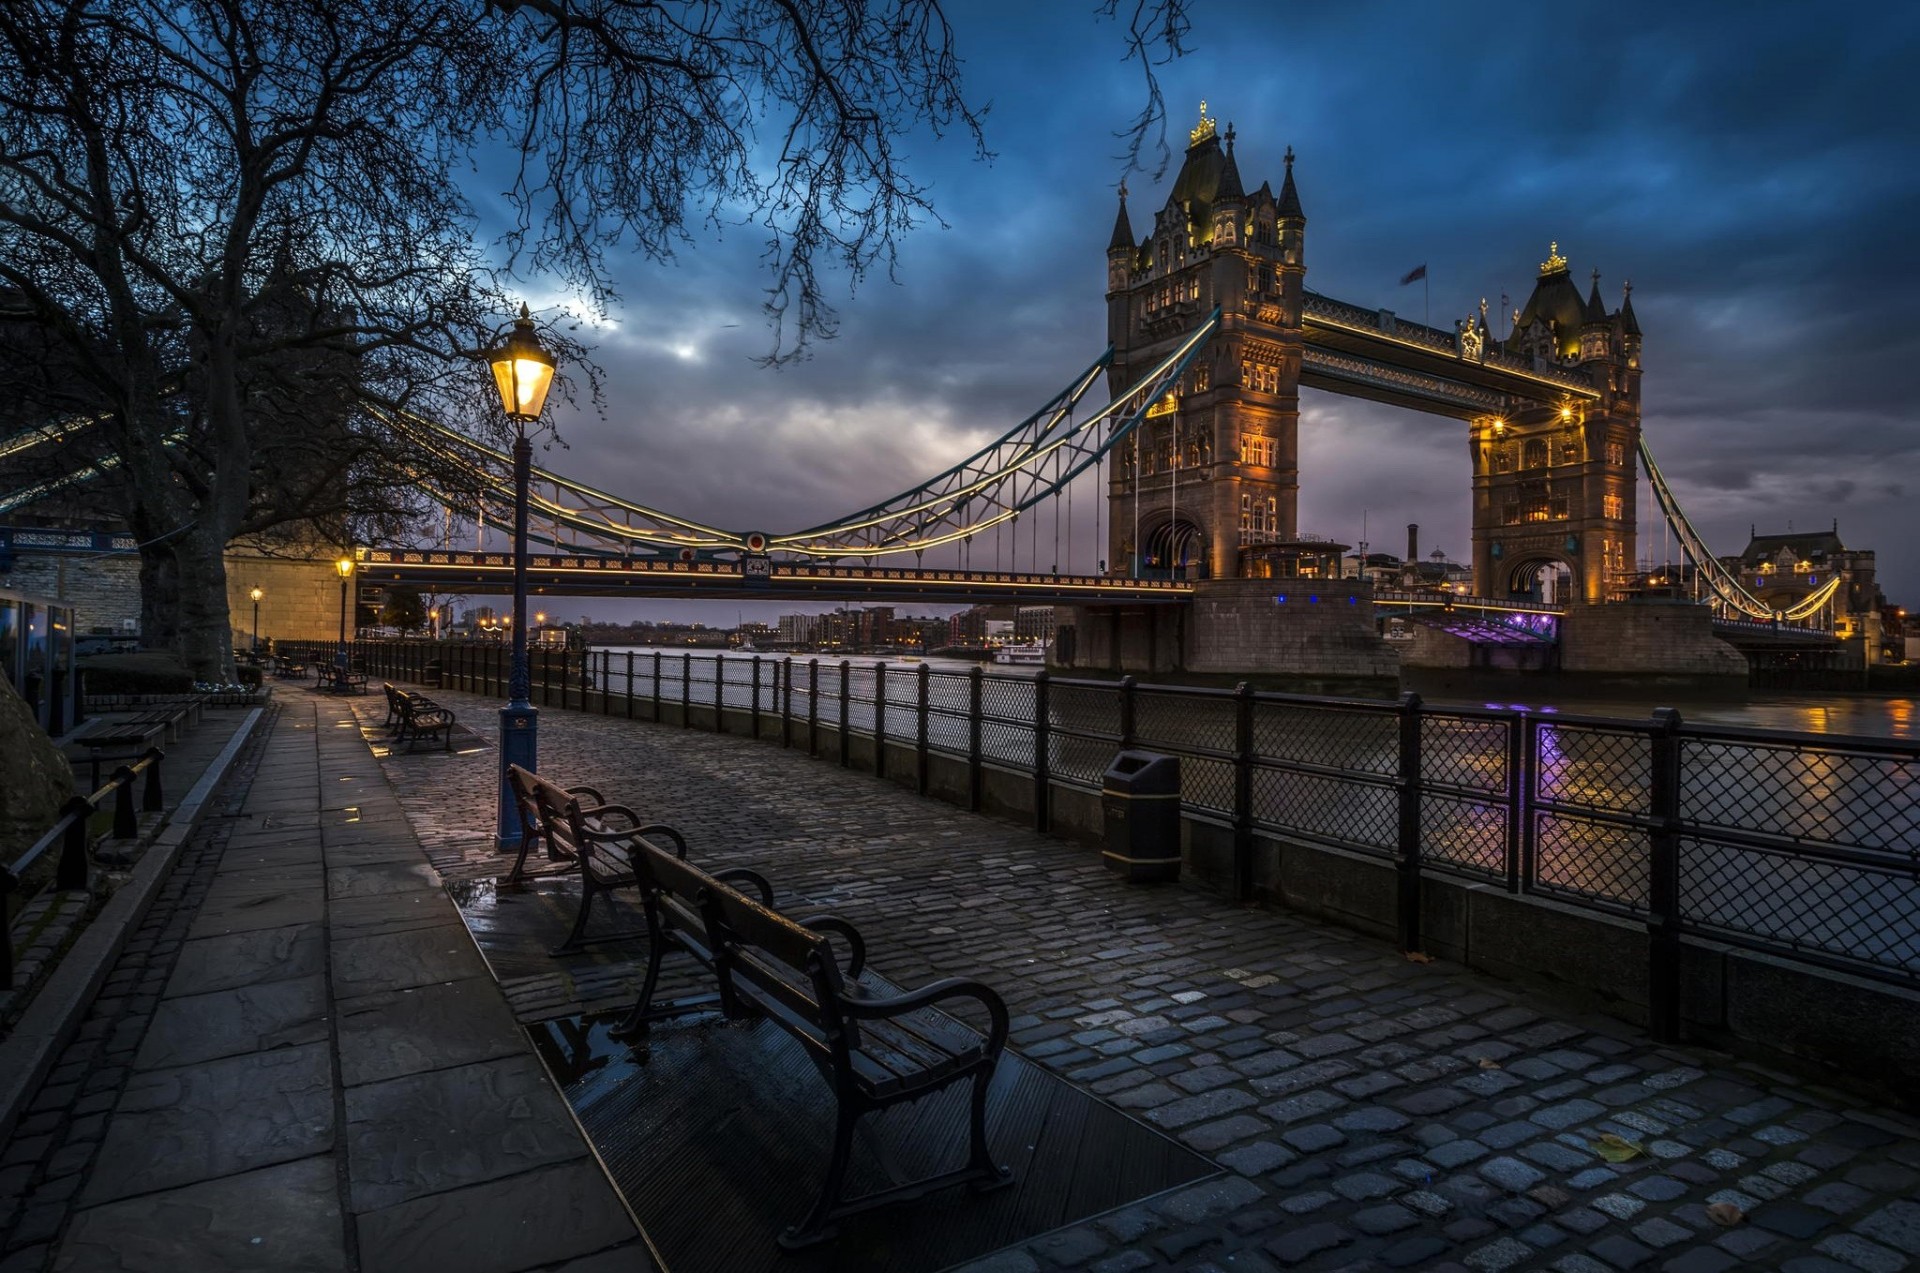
[1559, 600, 1747, 690]
[2, 554, 142, 637]
[1184, 581, 1398, 691]
[1104, 107, 1305, 580]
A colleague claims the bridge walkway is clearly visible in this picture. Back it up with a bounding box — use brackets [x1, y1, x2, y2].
[349, 685, 1919, 1273]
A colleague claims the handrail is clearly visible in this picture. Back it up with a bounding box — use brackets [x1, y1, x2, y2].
[3, 746, 164, 985]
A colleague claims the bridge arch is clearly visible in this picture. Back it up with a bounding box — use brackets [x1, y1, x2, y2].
[1140, 514, 1209, 580]
[1502, 551, 1577, 605]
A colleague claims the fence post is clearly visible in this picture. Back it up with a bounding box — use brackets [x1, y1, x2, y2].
[838, 661, 851, 768]
[652, 651, 662, 720]
[1119, 674, 1137, 748]
[142, 748, 164, 812]
[1396, 692, 1424, 953]
[111, 765, 138, 839]
[808, 659, 819, 755]
[1647, 707, 1684, 1044]
[1234, 682, 1255, 903]
[681, 653, 692, 728]
[626, 652, 635, 720]
[1031, 671, 1051, 832]
[873, 662, 887, 781]
[967, 665, 983, 812]
[713, 655, 726, 733]
[54, 794, 92, 891]
[751, 656, 762, 740]
[559, 651, 570, 711]
[1506, 712, 1528, 894]
[916, 663, 930, 795]
[782, 658, 794, 749]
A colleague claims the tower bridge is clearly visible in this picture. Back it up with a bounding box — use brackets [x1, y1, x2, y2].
[1, 103, 1860, 689]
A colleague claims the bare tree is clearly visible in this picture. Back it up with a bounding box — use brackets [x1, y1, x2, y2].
[0, 0, 1190, 681]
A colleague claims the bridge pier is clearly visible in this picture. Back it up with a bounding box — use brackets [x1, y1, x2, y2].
[1057, 582, 1399, 695]
[1557, 600, 1747, 697]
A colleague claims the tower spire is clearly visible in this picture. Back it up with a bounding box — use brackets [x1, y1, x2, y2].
[1108, 181, 1135, 252]
[1276, 146, 1304, 220]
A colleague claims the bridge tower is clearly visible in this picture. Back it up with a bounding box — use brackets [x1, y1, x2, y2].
[1470, 247, 1643, 604]
[1105, 104, 1305, 580]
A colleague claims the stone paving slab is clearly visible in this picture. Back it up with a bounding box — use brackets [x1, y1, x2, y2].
[354, 684, 1920, 1273]
[52, 1156, 346, 1273]
[3, 695, 646, 1273]
[80, 1041, 336, 1206]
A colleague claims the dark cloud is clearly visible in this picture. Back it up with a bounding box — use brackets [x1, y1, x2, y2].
[505, 0, 1920, 622]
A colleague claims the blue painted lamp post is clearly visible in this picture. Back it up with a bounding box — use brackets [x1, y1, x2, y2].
[334, 556, 354, 686]
[487, 304, 558, 847]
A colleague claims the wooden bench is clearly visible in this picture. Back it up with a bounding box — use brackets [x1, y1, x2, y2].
[308, 662, 367, 694]
[380, 683, 457, 751]
[73, 721, 168, 790]
[616, 835, 1013, 1249]
[271, 656, 309, 680]
[507, 764, 692, 952]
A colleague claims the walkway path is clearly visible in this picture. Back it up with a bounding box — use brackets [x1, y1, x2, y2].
[361, 685, 1920, 1273]
[1, 694, 648, 1273]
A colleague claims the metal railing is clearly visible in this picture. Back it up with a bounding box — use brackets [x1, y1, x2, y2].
[320, 639, 1920, 1037]
[4, 747, 164, 985]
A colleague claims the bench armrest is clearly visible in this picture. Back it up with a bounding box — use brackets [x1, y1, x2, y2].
[635, 823, 688, 858]
[840, 978, 1008, 1056]
[799, 915, 866, 978]
[564, 784, 606, 805]
[577, 802, 642, 830]
[711, 867, 775, 907]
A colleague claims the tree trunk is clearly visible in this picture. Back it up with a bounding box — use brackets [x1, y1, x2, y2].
[172, 526, 237, 684]
[137, 544, 180, 656]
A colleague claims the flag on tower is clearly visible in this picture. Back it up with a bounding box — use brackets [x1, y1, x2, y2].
[1399, 264, 1427, 286]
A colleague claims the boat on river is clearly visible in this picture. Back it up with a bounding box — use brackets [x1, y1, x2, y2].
[992, 643, 1047, 666]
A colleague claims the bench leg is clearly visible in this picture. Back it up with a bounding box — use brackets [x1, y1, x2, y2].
[611, 934, 668, 1040]
[779, 1104, 859, 1250]
[967, 1064, 1013, 1192]
[552, 878, 598, 954]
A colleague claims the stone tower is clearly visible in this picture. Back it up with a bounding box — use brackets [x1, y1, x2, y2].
[1105, 104, 1305, 579]
[1468, 244, 1643, 604]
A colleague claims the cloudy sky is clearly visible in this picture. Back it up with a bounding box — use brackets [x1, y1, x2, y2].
[508, 1, 1920, 626]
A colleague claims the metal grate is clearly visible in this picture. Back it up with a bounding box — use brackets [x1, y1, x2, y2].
[1680, 738, 1920, 854]
[1537, 723, 1650, 815]
[1679, 836, 1920, 978]
[1422, 714, 1509, 795]
[1253, 700, 1397, 775]
[1421, 793, 1505, 878]
[1533, 813, 1647, 912]
[1252, 767, 1396, 854]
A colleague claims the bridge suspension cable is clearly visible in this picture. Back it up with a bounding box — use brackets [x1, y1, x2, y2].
[377, 307, 1222, 563]
[1639, 437, 1841, 624]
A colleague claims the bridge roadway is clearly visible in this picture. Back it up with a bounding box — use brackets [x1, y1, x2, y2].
[356, 546, 1196, 606]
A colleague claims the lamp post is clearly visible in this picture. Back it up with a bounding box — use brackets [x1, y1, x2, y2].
[334, 557, 354, 689]
[249, 586, 263, 653]
[486, 304, 557, 846]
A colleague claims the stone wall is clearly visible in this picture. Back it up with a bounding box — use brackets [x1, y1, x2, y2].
[1183, 580, 1399, 693]
[1560, 600, 1747, 693]
[2, 555, 142, 636]
[4, 549, 349, 647]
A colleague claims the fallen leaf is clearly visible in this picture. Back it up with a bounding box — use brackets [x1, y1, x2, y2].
[1477, 1057, 1503, 1070]
[1404, 951, 1435, 964]
[1706, 1202, 1745, 1227]
[1590, 1133, 1646, 1163]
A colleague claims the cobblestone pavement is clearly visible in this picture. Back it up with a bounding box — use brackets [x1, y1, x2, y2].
[2, 695, 650, 1273]
[362, 686, 1920, 1273]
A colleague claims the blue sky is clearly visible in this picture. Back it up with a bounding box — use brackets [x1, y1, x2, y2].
[514, 1, 1920, 625]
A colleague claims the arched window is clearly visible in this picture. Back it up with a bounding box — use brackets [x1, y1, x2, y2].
[1522, 438, 1549, 469]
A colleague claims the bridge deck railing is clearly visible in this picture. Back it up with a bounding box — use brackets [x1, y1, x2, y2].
[295, 638, 1920, 1042]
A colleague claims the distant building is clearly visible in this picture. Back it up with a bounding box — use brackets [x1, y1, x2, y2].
[1720, 526, 1892, 660]
[1015, 606, 1058, 643]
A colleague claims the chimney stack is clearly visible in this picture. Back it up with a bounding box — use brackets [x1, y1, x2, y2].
[1406, 523, 1419, 565]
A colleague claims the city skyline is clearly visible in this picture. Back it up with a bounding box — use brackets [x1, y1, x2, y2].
[503, 2, 1919, 626]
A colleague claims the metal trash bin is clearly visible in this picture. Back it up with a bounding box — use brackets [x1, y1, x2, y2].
[1101, 751, 1181, 883]
[423, 659, 443, 689]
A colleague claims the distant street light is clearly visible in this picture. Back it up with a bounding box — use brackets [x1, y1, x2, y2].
[250, 586, 263, 653]
[486, 304, 557, 847]
[334, 557, 354, 689]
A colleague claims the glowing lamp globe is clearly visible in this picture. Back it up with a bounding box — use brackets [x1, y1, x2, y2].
[488, 304, 557, 423]
[336, 557, 354, 580]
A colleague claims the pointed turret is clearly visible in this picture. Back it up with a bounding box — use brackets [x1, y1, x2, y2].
[1108, 185, 1135, 252]
[1584, 270, 1608, 324]
[1619, 280, 1641, 336]
[1217, 124, 1245, 202]
[1276, 146, 1304, 221]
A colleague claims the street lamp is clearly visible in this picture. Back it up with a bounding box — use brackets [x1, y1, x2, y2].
[334, 557, 354, 689]
[486, 304, 557, 847]
[249, 586, 264, 653]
